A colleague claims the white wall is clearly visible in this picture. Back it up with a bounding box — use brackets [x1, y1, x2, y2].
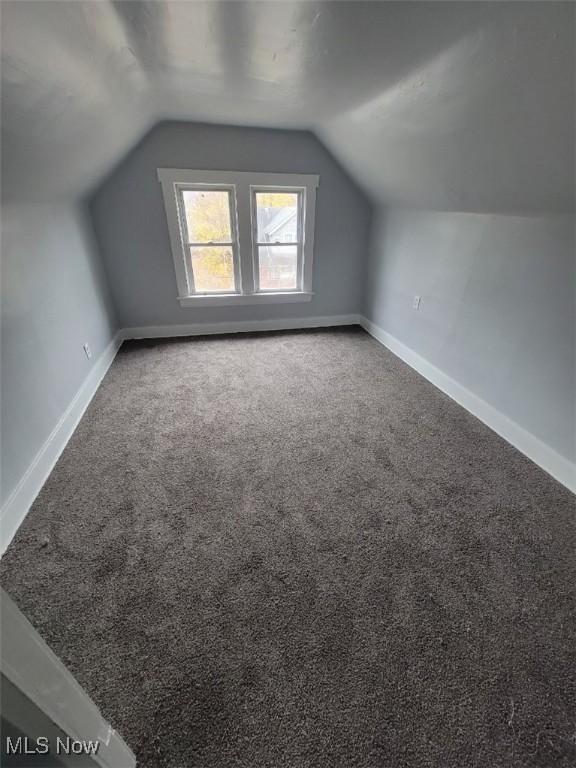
[366, 209, 575, 463]
[1, 203, 118, 506]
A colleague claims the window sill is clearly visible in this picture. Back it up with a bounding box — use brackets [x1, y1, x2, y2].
[178, 292, 313, 308]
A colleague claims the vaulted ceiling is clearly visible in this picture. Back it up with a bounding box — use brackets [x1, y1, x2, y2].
[2, 1, 574, 213]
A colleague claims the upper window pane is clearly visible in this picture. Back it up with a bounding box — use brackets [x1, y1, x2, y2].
[182, 189, 233, 243]
[255, 192, 299, 244]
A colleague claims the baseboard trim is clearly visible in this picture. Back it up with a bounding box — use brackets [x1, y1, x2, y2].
[0, 332, 123, 556]
[122, 314, 361, 340]
[359, 316, 575, 494]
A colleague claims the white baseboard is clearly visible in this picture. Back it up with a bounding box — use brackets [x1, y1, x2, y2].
[122, 314, 361, 340]
[359, 316, 575, 494]
[0, 332, 123, 556]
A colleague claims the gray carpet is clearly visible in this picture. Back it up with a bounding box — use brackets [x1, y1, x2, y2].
[1, 327, 575, 768]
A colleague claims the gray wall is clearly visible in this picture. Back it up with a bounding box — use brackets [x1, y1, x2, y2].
[1, 203, 118, 506]
[89, 121, 372, 328]
[366, 209, 575, 462]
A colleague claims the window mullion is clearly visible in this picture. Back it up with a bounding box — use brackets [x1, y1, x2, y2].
[297, 192, 304, 291]
[301, 188, 315, 293]
[235, 184, 255, 294]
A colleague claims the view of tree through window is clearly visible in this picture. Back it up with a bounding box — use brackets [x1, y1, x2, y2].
[182, 189, 236, 292]
[255, 192, 299, 290]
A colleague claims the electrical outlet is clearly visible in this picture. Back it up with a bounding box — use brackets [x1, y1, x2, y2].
[412, 295, 421, 310]
[83, 343, 92, 360]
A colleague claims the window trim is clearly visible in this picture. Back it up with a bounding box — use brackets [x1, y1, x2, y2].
[157, 169, 319, 307]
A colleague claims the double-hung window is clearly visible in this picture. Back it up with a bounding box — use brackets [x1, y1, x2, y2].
[253, 190, 301, 292]
[178, 187, 240, 294]
[158, 169, 318, 307]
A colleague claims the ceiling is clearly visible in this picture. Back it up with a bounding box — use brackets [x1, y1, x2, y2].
[2, 1, 574, 212]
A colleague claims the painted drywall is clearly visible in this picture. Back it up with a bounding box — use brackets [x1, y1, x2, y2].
[4, 2, 573, 216]
[366, 209, 575, 462]
[1, 203, 118, 506]
[89, 121, 371, 328]
[321, 1, 574, 215]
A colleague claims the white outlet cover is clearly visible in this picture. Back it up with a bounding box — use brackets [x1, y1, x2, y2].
[413, 295, 421, 310]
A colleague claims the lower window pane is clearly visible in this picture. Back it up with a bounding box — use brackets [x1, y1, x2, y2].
[258, 245, 298, 291]
[190, 246, 235, 292]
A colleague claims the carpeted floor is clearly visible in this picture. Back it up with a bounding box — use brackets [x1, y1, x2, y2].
[1, 327, 575, 768]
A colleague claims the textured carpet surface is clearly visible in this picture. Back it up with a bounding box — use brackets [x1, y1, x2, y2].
[1, 327, 575, 768]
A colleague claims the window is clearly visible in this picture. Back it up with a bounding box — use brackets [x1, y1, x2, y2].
[253, 191, 300, 291]
[179, 189, 239, 293]
[158, 169, 318, 307]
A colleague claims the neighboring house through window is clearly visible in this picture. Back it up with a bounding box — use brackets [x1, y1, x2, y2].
[158, 169, 319, 307]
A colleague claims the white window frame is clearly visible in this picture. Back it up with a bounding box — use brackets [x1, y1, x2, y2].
[175, 184, 241, 295]
[251, 186, 303, 294]
[158, 169, 319, 307]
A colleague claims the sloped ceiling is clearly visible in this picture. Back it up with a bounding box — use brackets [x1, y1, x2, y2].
[2, 1, 574, 213]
